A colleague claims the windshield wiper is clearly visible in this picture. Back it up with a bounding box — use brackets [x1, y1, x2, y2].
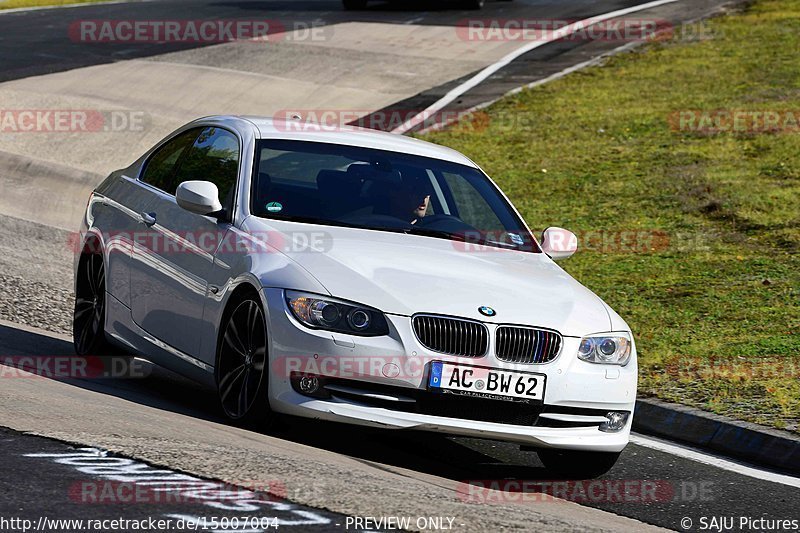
[404, 227, 466, 241]
[406, 227, 522, 249]
[258, 215, 523, 249]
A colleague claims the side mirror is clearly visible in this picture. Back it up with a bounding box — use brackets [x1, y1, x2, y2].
[176, 181, 223, 216]
[541, 227, 578, 260]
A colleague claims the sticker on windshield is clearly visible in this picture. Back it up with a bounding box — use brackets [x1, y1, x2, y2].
[508, 233, 524, 246]
[266, 201, 283, 213]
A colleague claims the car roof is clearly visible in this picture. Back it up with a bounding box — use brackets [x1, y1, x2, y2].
[226, 115, 478, 168]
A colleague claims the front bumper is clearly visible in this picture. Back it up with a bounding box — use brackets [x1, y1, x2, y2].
[263, 288, 637, 452]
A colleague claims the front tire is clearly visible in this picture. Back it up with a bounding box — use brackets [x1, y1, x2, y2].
[537, 449, 621, 479]
[216, 295, 272, 427]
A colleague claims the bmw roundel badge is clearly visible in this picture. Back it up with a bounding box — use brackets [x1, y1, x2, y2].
[478, 306, 496, 317]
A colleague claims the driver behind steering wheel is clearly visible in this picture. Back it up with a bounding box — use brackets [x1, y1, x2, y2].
[389, 178, 431, 224]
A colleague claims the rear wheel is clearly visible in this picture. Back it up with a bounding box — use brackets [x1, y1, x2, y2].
[73, 252, 112, 356]
[537, 449, 621, 479]
[216, 296, 272, 427]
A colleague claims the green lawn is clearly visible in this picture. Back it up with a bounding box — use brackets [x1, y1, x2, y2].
[423, 0, 800, 431]
[0, 0, 113, 9]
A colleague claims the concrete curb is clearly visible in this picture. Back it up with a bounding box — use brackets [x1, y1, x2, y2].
[0, 148, 102, 230]
[633, 398, 800, 476]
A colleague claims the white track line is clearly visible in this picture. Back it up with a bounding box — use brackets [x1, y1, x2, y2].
[391, 0, 680, 134]
[404, 16, 426, 25]
[630, 434, 800, 488]
[416, 41, 640, 134]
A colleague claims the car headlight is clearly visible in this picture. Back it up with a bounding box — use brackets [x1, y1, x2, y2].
[285, 290, 389, 336]
[577, 332, 632, 366]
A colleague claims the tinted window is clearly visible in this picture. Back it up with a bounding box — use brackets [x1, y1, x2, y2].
[251, 140, 539, 253]
[443, 171, 503, 231]
[174, 127, 240, 213]
[140, 129, 201, 192]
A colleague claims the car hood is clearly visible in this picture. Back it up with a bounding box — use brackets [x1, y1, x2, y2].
[246, 218, 613, 337]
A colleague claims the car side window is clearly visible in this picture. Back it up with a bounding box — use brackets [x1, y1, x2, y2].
[140, 129, 202, 193]
[173, 127, 240, 214]
[442, 171, 503, 232]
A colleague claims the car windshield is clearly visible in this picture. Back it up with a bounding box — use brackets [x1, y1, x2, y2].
[251, 139, 540, 252]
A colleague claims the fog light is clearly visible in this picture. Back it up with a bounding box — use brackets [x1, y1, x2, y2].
[298, 376, 320, 394]
[599, 411, 630, 433]
[290, 373, 330, 399]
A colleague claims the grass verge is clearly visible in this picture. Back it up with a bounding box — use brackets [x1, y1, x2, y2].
[423, 0, 800, 431]
[0, 0, 115, 10]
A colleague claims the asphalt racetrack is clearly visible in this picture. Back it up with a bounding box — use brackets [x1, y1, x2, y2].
[0, 1, 797, 531]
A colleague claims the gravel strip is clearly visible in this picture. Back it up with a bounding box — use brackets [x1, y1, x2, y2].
[0, 272, 72, 335]
[0, 213, 74, 335]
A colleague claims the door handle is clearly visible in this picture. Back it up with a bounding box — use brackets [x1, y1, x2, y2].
[141, 211, 157, 227]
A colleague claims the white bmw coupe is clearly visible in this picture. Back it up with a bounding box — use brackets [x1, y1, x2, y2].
[74, 115, 636, 477]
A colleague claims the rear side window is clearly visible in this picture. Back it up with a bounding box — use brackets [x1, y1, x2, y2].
[173, 127, 240, 213]
[140, 128, 201, 193]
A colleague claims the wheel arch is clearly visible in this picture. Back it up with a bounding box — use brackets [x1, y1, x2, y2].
[214, 279, 268, 372]
[213, 278, 274, 425]
[74, 229, 106, 294]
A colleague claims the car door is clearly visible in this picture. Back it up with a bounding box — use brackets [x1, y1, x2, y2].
[129, 127, 201, 322]
[131, 126, 240, 358]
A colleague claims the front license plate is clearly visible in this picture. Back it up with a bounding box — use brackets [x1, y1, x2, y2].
[428, 361, 545, 402]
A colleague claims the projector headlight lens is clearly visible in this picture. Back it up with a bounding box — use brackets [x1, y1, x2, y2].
[310, 300, 340, 326]
[347, 309, 371, 330]
[577, 333, 632, 366]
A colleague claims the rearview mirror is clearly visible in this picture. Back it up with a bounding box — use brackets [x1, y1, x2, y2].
[176, 181, 223, 216]
[541, 227, 578, 260]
